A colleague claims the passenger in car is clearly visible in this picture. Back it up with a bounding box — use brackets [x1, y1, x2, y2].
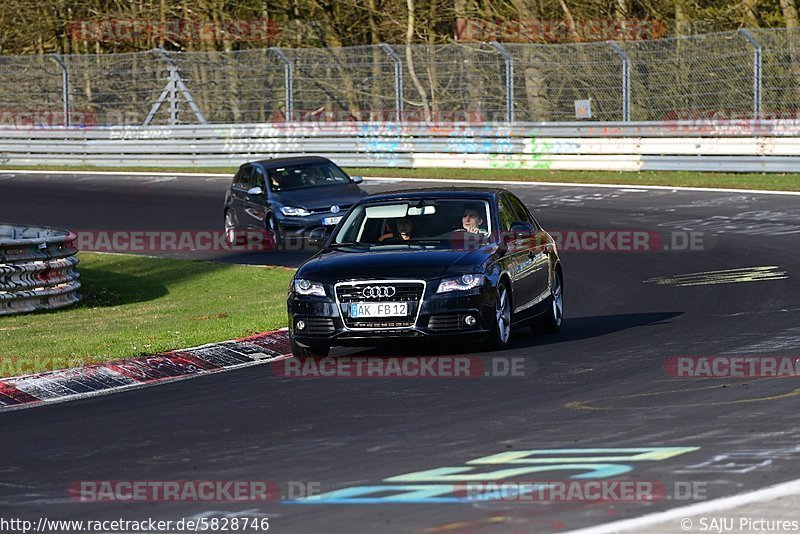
[379, 217, 415, 242]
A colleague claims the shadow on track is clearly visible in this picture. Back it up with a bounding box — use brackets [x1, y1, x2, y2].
[338, 312, 682, 357]
[525, 311, 683, 346]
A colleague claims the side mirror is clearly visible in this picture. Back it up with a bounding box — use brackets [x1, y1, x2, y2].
[307, 227, 329, 249]
[509, 221, 534, 237]
[350, 175, 364, 184]
[247, 186, 264, 196]
[503, 222, 534, 251]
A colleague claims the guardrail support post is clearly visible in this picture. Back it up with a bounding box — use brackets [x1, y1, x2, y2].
[270, 47, 293, 123]
[50, 54, 70, 127]
[740, 29, 763, 119]
[144, 48, 207, 126]
[608, 42, 631, 122]
[490, 41, 515, 123]
[379, 44, 404, 122]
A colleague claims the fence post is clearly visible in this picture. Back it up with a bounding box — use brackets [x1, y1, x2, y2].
[739, 29, 763, 119]
[379, 44, 404, 122]
[50, 54, 70, 127]
[489, 41, 514, 123]
[608, 41, 631, 122]
[145, 48, 207, 125]
[270, 47, 293, 123]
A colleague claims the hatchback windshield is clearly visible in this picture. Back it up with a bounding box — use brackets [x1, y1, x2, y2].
[268, 162, 351, 191]
[332, 199, 493, 248]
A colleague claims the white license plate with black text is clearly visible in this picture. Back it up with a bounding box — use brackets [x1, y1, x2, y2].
[323, 216, 342, 226]
[350, 302, 408, 318]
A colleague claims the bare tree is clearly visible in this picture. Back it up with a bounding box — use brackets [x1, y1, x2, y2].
[405, 0, 431, 121]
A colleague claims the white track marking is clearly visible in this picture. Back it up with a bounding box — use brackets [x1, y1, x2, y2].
[1, 169, 800, 196]
[563, 477, 800, 534]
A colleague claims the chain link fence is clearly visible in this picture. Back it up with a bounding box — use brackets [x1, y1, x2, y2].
[2, 28, 800, 126]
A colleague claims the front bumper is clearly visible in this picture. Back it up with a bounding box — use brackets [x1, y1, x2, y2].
[277, 213, 341, 239]
[288, 281, 495, 347]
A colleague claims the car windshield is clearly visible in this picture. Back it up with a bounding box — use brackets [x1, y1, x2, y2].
[331, 199, 493, 248]
[267, 162, 351, 191]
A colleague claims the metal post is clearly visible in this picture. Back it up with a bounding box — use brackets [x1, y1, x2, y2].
[168, 65, 179, 125]
[50, 54, 70, 127]
[490, 41, 514, 123]
[608, 42, 631, 122]
[740, 29, 763, 119]
[145, 47, 207, 126]
[379, 44, 404, 122]
[270, 47, 293, 123]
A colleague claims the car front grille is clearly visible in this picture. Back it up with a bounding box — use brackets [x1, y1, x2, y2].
[335, 281, 424, 329]
[309, 204, 351, 215]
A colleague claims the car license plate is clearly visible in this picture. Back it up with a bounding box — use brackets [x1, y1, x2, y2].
[350, 302, 408, 318]
[323, 216, 342, 226]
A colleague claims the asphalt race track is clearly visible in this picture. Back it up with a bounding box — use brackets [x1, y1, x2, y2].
[1, 171, 799, 532]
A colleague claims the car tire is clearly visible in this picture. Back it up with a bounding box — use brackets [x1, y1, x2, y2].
[533, 268, 563, 334]
[224, 210, 238, 246]
[290, 332, 330, 358]
[266, 214, 284, 250]
[486, 280, 512, 350]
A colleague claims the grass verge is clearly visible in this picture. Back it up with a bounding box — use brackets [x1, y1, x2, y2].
[0, 252, 294, 376]
[3, 164, 800, 192]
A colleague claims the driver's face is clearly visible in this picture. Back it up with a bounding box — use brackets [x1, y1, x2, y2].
[462, 210, 482, 230]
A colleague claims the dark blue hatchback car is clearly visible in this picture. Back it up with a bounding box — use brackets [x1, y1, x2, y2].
[223, 156, 368, 249]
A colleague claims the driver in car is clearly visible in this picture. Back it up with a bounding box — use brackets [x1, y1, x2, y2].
[461, 203, 486, 234]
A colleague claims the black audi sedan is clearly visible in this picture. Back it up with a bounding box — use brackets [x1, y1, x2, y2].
[223, 156, 367, 248]
[287, 188, 564, 357]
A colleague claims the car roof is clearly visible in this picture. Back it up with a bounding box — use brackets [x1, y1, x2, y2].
[359, 187, 507, 203]
[248, 156, 333, 169]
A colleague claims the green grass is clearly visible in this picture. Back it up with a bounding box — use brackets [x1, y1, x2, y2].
[3, 164, 800, 192]
[0, 252, 294, 376]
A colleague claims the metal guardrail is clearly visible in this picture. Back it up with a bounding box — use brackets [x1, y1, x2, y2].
[0, 225, 81, 316]
[0, 121, 799, 172]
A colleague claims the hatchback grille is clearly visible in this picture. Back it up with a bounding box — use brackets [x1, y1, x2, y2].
[309, 204, 351, 215]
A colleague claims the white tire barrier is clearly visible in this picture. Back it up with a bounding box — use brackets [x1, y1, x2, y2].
[0, 225, 81, 316]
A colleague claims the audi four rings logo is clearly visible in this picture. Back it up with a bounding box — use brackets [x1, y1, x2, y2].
[361, 286, 396, 298]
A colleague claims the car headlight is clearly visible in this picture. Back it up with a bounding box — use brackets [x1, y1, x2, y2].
[437, 274, 484, 293]
[281, 206, 311, 217]
[294, 279, 326, 297]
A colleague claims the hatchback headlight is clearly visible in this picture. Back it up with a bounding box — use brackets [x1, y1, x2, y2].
[437, 274, 484, 293]
[294, 279, 326, 297]
[281, 206, 311, 217]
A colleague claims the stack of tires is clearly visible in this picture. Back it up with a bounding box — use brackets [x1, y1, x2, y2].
[0, 224, 81, 315]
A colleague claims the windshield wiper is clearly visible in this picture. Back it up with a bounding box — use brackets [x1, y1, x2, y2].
[329, 242, 371, 248]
